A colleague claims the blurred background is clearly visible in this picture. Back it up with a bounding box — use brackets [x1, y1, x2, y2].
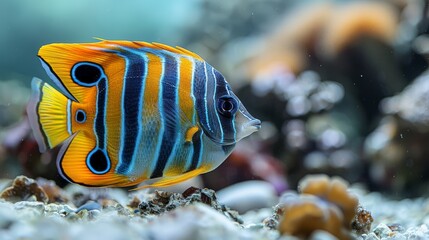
[1, 0, 429, 199]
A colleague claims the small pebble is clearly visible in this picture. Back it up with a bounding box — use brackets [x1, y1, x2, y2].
[76, 201, 101, 212]
[373, 223, 394, 238]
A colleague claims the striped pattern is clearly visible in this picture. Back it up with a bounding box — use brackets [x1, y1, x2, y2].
[102, 45, 210, 179]
[97, 45, 242, 179]
[31, 40, 258, 188]
[117, 50, 147, 174]
[193, 63, 238, 145]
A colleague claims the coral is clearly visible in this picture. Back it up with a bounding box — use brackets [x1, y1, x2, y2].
[267, 3, 332, 51]
[365, 71, 429, 196]
[136, 187, 243, 224]
[277, 175, 361, 240]
[278, 193, 348, 239]
[351, 206, 374, 235]
[235, 68, 359, 187]
[381, 71, 429, 129]
[298, 174, 358, 224]
[0, 175, 48, 203]
[241, 3, 332, 77]
[319, 1, 398, 57]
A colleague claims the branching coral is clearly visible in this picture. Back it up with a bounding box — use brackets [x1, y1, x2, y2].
[277, 174, 369, 239]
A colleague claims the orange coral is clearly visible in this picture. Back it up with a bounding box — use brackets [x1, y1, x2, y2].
[244, 47, 305, 80]
[267, 2, 333, 51]
[237, 1, 399, 81]
[278, 174, 360, 240]
[319, 1, 399, 57]
[242, 3, 332, 78]
[299, 174, 359, 224]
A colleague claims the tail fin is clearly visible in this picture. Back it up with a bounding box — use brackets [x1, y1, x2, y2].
[27, 77, 72, 152]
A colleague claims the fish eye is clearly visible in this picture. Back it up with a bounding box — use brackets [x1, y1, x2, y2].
[217, 96, 238, 117]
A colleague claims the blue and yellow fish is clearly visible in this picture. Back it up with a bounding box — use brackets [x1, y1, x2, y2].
[26, 40, 261, 189]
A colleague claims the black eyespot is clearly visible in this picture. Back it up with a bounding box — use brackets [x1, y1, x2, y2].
[217, 95, 238, 117]
[71, 62, 104, 86]
[86, 149, 110, 175]
[75, 109, 86, 123]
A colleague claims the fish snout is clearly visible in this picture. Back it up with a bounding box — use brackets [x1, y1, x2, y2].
[244, 118, 261, 132]
[235, 105, 261, 141]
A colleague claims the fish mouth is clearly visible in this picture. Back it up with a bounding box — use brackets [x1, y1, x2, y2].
[239, 119, 261, 139]
[246, 119, 261, 130]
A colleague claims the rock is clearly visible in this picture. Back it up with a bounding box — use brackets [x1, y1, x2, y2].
[309, 230, 340, 240]
[373, 223, 394, 239]
[146, 203, 240, 240]
[0, 176, 48, 203]
[136, 187, 243, 224]
[363, 232, 380, 240]
[75, 201, 101, 212]
[36, 178, 69, 204]
[404, 224, 429, 239]
[0, 201, 18, 229]
[216, 180, 278, 213]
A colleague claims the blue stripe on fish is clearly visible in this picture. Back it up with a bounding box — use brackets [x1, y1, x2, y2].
[207, 64, 224, 143]
[145, 50, 166, 179]
[86, 78, 111, 175]
[193, 61, 209, 134]
[213, 69, 236, 143]
[95, 78, 107, 148]
[150, 53, 179, 178]
[203, 63, 212, 132]
[116, 50, 147, 174]
[186, 129, 203, 172]
[171, 56, 197, 174]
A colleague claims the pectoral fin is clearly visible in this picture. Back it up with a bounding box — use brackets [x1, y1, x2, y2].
[185, 126, 200, 143]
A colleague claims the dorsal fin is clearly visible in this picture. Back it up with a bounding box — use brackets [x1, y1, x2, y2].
[38, 40, 204, 103]
[151, 42, 204, 61]
[99, 40, 204, 61]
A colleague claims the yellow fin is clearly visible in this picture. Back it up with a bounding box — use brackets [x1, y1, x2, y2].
[27, 78, 72, 152]
[132, 168, 207, 190]
[185, 126, 200, 143]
